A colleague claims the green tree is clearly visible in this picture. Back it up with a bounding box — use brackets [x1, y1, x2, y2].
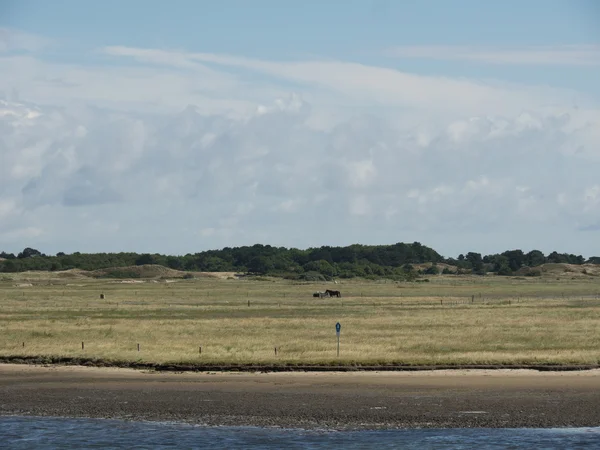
[491, 255, 512, 275]
[303, 260, 336, 277]
[135, 254, 156, 265]
[166, 256, 182, 269]
[465, 252, 484, 273]
[247, 256, 274, 274]
[501, 250, 525, 272]
[17, 247, 42, 259]
[525, 250, 546, 267]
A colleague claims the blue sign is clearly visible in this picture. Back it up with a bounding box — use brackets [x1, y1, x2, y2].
[336, 322, 341, 333]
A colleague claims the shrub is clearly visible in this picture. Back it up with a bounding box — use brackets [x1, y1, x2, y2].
[524, 268, 542, 277]
[424, 264, 439, 275]
[251, 276, 273, 282]
[97, 269, 141, 279]
[299, 271, 326, 282]
[497, 266, 513, 276]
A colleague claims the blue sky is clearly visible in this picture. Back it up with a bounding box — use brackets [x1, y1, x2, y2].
[3, 0, 598, 48]
[6, 0, 600, 100]
[0, 1, 599, 257]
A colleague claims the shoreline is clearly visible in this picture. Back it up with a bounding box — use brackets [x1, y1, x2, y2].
[2, 364, 600, 430]
[1, 356, 599, 372]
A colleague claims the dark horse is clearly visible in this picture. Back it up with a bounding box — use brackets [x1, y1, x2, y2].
[325, 289, 341, 298]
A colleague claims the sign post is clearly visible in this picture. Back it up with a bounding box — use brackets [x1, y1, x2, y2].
[335, 322, 341, 357]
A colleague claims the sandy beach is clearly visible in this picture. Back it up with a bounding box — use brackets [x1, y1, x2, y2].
[1, 364, 600, 429]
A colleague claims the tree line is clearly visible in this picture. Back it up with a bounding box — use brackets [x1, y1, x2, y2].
[1, 244, 598, 280]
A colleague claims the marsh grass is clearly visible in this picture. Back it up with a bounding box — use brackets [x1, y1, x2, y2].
[1, 273, 600, 366]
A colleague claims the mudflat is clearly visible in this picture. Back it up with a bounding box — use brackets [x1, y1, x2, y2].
[1, 364, 600, 429]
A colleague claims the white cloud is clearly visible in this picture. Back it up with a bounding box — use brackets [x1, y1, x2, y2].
[100, 46, 582, 117]
[0, 199, 20, 219]
[349, 195, 371, 216]
[276, 198, 305, 213]
[0, 43, 587, 122]
[0, 28, 52, 53]
[384, 45, 600, 66]
[1, 94, 599, 256]
[583, 185, 600, 212]
[1, 226, 44, 240]
[199, 228, 215, 237]
[1, 35, 600, 257]
[345, 159, 377, 188]
[0, 54, 258, 115]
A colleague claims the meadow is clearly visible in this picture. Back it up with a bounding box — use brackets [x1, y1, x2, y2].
[1, 268, 600, 367]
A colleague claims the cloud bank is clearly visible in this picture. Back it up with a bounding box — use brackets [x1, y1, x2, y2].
[1, 33, 599, 257]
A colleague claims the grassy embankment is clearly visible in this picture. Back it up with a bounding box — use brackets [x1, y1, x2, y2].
[1, 265, 600, 368]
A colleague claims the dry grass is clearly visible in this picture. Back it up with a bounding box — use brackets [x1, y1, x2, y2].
[1, 272, 600, 366]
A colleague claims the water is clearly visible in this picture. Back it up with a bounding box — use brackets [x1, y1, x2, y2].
[1, 416, 600, 449]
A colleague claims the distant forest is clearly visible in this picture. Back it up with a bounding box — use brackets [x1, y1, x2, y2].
[1, 243, 599, 281]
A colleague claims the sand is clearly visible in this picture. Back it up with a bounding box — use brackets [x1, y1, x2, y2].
[1, 364, 600, 429]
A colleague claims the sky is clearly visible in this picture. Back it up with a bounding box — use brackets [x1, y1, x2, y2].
[1, 1, 600, 258]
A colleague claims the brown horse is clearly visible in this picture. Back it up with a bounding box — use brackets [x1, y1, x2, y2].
[325, 289, 341, 298]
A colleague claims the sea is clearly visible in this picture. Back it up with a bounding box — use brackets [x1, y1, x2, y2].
[1, 416, 600, 449]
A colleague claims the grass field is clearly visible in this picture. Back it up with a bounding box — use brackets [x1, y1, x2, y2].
[1, 269, 600, 367]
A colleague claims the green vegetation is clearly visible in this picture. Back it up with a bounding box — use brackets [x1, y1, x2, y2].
[1, 272, 600, 367]
[1, 244, 597, 280]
